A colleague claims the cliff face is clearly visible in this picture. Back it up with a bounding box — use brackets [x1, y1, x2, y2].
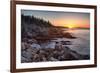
[21, 15, 53, 39]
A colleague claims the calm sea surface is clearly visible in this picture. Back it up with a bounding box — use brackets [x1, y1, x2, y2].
[54, 29, 90, 55]
[66, 29, 90, 55]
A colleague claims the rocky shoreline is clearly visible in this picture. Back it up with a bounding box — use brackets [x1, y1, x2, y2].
[21, 38, 90, 63]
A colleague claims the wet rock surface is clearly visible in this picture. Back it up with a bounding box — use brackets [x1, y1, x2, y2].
[21, 39, 90, 63]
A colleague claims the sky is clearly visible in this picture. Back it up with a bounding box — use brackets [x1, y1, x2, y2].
[21, 10, 90, 28]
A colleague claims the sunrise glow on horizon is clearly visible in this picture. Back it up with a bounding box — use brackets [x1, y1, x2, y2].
[52, 18, 90, 28]
[22, 10, 90, 28]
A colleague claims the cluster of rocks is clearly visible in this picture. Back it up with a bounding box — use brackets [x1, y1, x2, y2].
[21, 38, 89, 63]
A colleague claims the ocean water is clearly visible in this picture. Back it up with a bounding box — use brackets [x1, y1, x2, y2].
[53, 29, 90, 55]
[65, 29, 90, 55]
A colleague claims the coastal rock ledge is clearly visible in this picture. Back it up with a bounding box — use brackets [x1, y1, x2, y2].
[21, 40, 90, 63]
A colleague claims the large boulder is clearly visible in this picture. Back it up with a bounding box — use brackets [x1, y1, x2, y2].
[30, 43, 41, 49]
[49, 57, 58, 61]
[21, 50, 33, 62]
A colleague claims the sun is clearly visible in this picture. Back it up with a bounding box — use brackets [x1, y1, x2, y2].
[62, 20, 77, 28]
[64, 24, 76, 28]
[68, 25, 74, 28]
